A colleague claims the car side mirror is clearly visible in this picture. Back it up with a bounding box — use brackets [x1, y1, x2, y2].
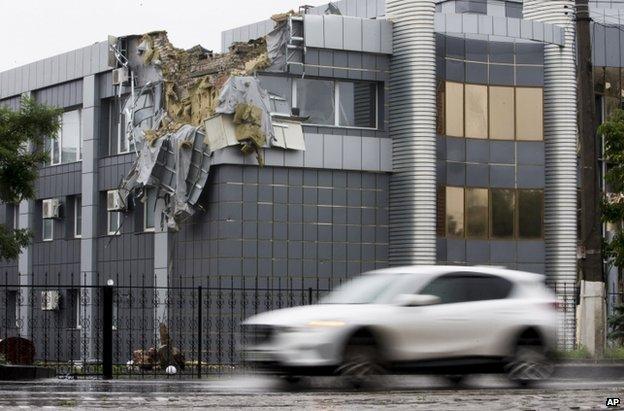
[395, 294, 440, 307]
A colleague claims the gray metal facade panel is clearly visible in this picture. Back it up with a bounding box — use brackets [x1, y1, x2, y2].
[35, 79, 84, 108]
[0, 41, 111, 99]
[172, 165, 389, 282]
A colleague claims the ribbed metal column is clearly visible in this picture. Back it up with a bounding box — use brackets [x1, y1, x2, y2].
[386, 0, 437, 265]
[524, 0, 578, 349]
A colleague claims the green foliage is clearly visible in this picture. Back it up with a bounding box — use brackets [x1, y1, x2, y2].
[0, 97, 61, 260]
[0, 353, 6, 365]
[553, 346, 592, 360]
[609, 305, 624, 343]
[599, 109, 624, 271]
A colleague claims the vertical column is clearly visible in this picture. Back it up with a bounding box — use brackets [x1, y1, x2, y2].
[153, 198, 169, 334]
[80, 74, 99, 361]
[524, 1, 578, 349]
[386, 0, 437, 265]
[17, 200, 33, 339]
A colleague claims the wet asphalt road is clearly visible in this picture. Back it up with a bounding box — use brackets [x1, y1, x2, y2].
[0, 376, 623, 410]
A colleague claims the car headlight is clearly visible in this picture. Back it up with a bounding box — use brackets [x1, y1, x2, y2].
[306, 320, 347, 329]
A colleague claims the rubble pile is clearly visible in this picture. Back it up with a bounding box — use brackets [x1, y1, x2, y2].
[131, 324, 185, 371]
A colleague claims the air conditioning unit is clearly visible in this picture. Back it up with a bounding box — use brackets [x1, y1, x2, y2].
[112, 67, 129, 86]
[107, 190, 125, 211]
[41, 290, 60, 311]
[42, 198, 61, 219]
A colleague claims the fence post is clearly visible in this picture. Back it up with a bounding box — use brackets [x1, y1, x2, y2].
[308, 287, 313, 305]
[102, 282, 113, 380]
[197, 286, 202, 379]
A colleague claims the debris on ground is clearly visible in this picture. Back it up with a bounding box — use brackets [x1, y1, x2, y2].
[130, 324, 185, 371]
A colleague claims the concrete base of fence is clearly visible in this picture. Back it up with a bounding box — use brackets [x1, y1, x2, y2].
[555, 361, 624, 380]
[0, 365, 56, 380]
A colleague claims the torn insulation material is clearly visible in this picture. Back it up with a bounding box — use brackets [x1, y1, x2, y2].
[116, 19, 305, 230]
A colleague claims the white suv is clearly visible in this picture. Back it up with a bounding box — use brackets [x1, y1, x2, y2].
[241, 266, 558, 386]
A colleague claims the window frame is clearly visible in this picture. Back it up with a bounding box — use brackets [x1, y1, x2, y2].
[143, 190, 156, 232]
[293, 78, 379, 130]
[442, 81, 544, 141]
[42, 218, 53, 242]
[47, 108, 82, 166]
[440, 186, 544, 241]
[74, 196, 82, 238]
[107, 211, 121, 236]
[517, 189, 544, 239]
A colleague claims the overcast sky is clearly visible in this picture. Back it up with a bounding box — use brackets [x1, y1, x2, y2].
[0, 0, 327, 72]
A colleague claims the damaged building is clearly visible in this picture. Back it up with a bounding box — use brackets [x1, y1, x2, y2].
[0, 0, 606, 362]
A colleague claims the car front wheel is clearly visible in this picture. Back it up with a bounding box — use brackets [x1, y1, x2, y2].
[505, 343, 554, 386]
[337, 337, 385, 388]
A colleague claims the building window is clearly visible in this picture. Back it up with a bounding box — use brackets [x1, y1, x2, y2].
[490, 189, 515, 239]
[489, 86, 515, 140]
[294, 78, 378, 129]
[107, 211, 121, 236]
[465, 188, 488, 238]
[444, 82, 543, 141]
[74, 197, 82, 238]
[445, 82, 464, 137]
[518, 190, 544, 239]
[46, 109, 82, 165]
[455, 0, 487, 15]
[464, 84, 488, 139]
[445, 186, 465, 238]
[144, 189, 156, 232]
[515, 88, 544, 141]
[42, 218, 53, 242]
[337, 81, 377, 128]
[441, 187, 544, 240]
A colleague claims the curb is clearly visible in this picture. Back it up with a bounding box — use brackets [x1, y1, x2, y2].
[555, 363, 624, 379]
[0, 365, 56, 380]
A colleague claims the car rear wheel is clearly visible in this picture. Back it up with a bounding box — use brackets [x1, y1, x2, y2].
[505, 343, 554, 386]
[337, 338, 385, 389]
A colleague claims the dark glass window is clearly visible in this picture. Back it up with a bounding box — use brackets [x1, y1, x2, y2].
[491, 189, 515, 238]
[465, 275, 513, 301]
[419, 276, 469, 304]
[337, 81, 377, 128]
[296, 78, 335, 125]
[505, 2, 523, 19]
[455, 0, 487, 15]
[518, 190, 543, 239]
[420, 274, 513, 304]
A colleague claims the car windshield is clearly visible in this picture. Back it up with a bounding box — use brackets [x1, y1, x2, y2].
[319, 274, 398, 304]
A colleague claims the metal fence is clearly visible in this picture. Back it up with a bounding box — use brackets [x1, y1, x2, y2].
[1, 273, 582, 379]
[0, 272, 345, 379]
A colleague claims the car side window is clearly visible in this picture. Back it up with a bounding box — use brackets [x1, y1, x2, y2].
[464, 274, 513, 301]
[419, 275, 469, 304]
[419, 273, 513, 304]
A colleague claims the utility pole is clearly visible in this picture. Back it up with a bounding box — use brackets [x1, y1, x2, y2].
[576, 0, 605, 357]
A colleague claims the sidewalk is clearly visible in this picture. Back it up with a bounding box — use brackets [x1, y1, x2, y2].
[555, 360, 624, 379]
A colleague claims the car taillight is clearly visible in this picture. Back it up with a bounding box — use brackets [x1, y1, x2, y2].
[549, 301, 562, 310]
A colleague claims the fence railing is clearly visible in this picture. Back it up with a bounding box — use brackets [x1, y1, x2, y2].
[0, 272, 346, 379]
[1, 273, 582, 378]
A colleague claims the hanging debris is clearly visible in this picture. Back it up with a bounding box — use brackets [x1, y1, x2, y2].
[115, 13, 307, 231]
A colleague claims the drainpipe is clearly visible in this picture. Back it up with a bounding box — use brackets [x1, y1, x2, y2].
[386, 0, 437, 265]
[523, 0, 579, 350]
